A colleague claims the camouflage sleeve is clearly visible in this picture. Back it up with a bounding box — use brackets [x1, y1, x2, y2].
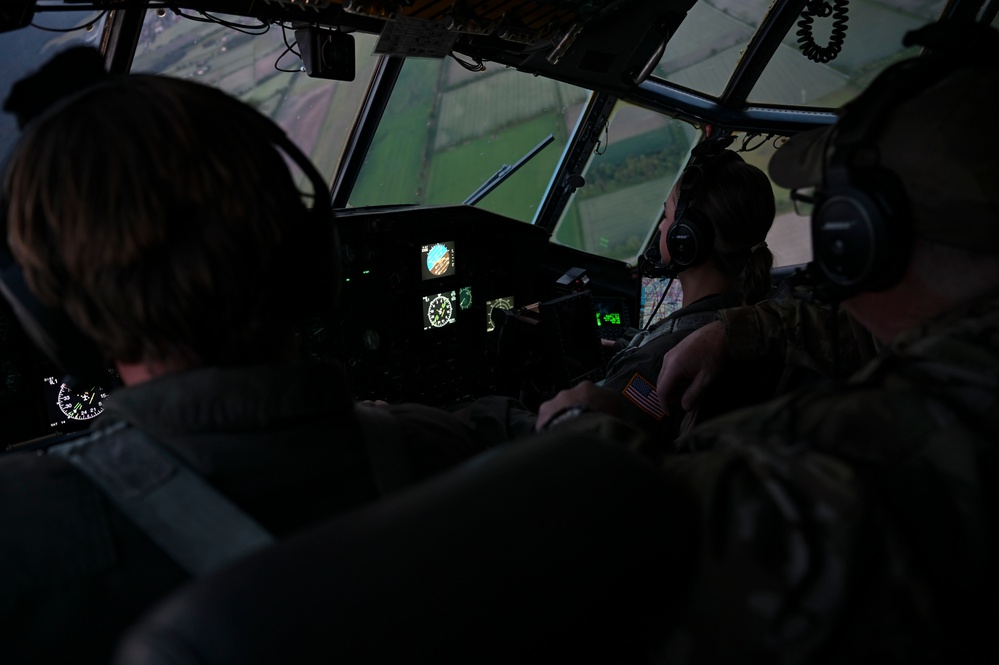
[719, 289, 878, 378]
[544, 410, 652, 453]
[657, 435, 868, 661]
[449, 394, 539, 446]
[380, 402, 489, 480]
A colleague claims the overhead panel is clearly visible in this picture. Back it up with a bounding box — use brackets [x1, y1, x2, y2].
[261, 0, 697, 93]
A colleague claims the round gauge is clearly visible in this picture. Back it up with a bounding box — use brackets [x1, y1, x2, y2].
[57, 383, 108, 421]
[426, 243, 452, 276]
[459, 286, 473, 310]
[491, 298, 514, 311]
[486, 297, 514, 332]
[427, 294, 454, 328]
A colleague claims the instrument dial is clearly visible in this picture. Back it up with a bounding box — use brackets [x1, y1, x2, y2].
[427, 294, 453, 328]
[426, 243, 453, 276]
[57, 383, 108, 421]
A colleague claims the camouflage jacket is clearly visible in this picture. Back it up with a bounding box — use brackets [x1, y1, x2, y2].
[600, 292, 742, 440]
[654, 292, 999, 664]
[460, 293, 789, 445]
[718, 281, 879, 383]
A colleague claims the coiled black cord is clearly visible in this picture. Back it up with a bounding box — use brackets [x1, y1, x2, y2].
[796, 0, 849, 64]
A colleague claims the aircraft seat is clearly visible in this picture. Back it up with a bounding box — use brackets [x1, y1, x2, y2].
[113, 424, 697, 664]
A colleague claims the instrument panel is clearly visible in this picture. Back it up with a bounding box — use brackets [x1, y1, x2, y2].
[331, 204, 551, 406]
[0, 298, 121, 449]
[0, 204, 555, 448]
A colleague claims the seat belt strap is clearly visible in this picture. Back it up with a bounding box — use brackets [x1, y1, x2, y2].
[48, 422, 274, 577]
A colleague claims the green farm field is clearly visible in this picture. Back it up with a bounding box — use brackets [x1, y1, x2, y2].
[426, 114, 565, 221]
[349, 99, 434, 205]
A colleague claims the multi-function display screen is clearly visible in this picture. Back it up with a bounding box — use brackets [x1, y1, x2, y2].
[592, 296, 630, 339]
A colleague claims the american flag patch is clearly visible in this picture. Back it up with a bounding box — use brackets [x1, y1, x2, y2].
[622, 373, 665, 420]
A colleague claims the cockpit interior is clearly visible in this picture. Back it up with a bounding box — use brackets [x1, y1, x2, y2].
[1, 0, 994, 448]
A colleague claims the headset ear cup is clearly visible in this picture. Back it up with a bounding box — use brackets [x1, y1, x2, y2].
[666, 209, 713, 270]
[205, 87, 337, 323]
[812, 166, 910, 292]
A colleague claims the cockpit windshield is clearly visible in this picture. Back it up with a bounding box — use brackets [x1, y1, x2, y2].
[651, 0, 951, 108]
[2, 1, 992, 274]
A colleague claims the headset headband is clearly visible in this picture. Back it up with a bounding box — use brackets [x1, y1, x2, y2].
[0, 73, 335, 387]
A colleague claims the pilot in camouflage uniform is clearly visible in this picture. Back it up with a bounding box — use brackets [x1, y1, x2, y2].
[0, 51, 484, 665]
[599, 291, 788, 441]
[652, 291, 999, 662]
[468, 149, 788, 444]
[534, 275, 880, 445]
[582, 147, 785, 442]
[643, 22, 999, 661]
[605, 268, 884, 442]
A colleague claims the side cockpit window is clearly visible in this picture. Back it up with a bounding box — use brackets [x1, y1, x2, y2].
[130, 9, 380, 191]
[551, 102, 698, 266]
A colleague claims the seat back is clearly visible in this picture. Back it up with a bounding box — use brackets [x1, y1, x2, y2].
[115, 425, 696, 664]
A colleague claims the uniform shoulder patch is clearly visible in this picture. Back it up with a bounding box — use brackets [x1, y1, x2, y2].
[621, 373, 665, 420]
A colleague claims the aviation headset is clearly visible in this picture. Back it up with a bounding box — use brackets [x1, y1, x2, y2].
[641, 140, 740, 278]
[810, 21, 999, 298]
[809, 65, 919, 296]
[0, 75, 336, 387]
[666, 147, 744, 271]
